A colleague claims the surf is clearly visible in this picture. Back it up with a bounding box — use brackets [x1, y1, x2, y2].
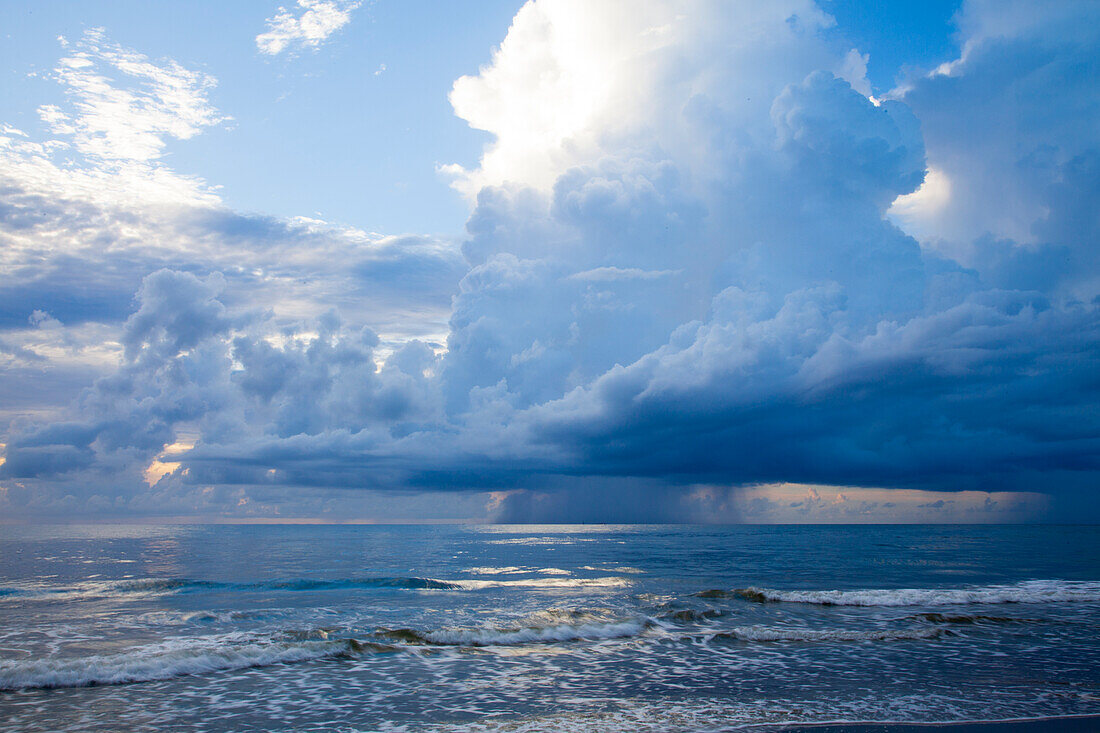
[717, 580, 1100, 607]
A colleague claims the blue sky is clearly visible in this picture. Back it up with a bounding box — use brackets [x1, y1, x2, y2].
[1, 0, 1097, 523]
[2, 0, 520, 235]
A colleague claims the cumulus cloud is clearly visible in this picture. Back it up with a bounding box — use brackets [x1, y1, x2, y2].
[4, 0, 1099, 522]
[256, 0, 360, 56]
[444, 0, 836, 197]
[890, 0, 1100, 297]
[0, 268, 449, 514]
[0, 31, 464, 472]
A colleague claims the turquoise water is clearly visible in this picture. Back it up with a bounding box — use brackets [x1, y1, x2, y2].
[1, 524, 1098, 731]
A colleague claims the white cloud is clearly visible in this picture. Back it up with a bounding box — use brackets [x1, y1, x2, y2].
[892, 0, 1100, 282]
[1, 30, 226, 211]
[43, 28, 226, 163]
[836, 48, 871, 98]
[445, 0, 834, 197]
[256, 0, 361, 56]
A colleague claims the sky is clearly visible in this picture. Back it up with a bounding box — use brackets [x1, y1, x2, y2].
[1, 0, 1097, 524]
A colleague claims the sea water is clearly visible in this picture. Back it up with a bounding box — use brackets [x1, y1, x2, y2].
[0, 524, 1098, 731]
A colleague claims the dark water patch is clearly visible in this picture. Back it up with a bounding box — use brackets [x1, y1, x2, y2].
[661, 608, 728, 623]
[113, 579, 223, 593]
[694, 589, 738, 599]
[340, 638, 399, 656]
[375, 627, 430, 645]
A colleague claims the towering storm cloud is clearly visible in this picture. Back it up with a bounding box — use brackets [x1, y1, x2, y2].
[2, 0, 1098, 521]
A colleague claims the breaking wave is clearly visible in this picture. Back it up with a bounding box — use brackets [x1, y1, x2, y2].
[0, 574, 639, 604]
[0, 635, 391, 691]
[0, 576, 466, 602]
[450, 576, 633, 590]
[0, 607, 659, 691]
[724, 580, 1100, 607]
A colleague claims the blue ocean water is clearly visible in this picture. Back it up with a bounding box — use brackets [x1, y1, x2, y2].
[0, 524, 1098, 732]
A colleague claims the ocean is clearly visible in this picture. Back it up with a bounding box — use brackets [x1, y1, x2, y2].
[1, 524, 1098, 732]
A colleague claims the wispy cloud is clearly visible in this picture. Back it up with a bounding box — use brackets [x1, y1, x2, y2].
[3, 29, 227, 211]
[41, 28, 226, 163]
[256, 0, 360, 56]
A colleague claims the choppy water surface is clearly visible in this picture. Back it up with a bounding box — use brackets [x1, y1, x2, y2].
[1, 524, 1098, 732]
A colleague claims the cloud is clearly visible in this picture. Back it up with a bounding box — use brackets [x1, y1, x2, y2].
[256, 0, 361, 56]
[0, 267, 452, 514]
[0, 31, 463, 338]
[0, 29, 224, 228]
[445, 0, 836, 198]
[0, 30, 464, 487]
[4, 1, 1100, 522]
[890, 0, 1100, 299]
[40, 28, 226, 163]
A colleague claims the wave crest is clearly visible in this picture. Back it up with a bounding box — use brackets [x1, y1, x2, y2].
[0, 636, 390, 691]
[728, 580, 1100, 607]
[0, 576, 463, 602]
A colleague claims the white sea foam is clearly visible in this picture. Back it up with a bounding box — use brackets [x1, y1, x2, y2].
[464, 566, 526, 575]
[450, 576, 632, 590]
[580, 566, 646, 574]
[735, 580, 1100, 607]
[0, 634, 379, 690]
